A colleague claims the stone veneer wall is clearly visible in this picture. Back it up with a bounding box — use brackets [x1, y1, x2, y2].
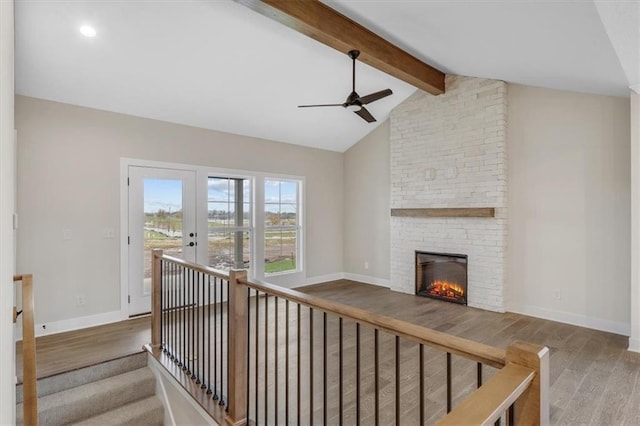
[390, 75, 507, 312]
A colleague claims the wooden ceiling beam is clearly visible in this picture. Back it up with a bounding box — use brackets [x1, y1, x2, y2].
[235, 0, 445, 95]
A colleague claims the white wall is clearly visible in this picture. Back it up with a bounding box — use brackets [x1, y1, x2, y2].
[343, 120, 391, 285]
[0, 0, 16, 423]
[507, 84, 631, 335]
[15, 96, 344, 329]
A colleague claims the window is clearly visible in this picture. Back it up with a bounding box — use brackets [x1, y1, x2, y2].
[264, 179, 300, 274]
[207, 177, 251, 271]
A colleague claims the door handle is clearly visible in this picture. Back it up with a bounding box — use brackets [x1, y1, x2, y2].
[186, 242, 195, 247]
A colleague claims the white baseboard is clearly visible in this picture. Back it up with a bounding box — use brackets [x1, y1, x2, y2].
[16, 310, 123, 340]
[509, 303, 630, 336]
[343, 273, 391, 288]
[301, 272, 346, 287]
[628, 337, 640, 353]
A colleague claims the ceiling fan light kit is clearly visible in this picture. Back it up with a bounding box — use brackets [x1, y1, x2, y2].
[298, 49, 393, 123]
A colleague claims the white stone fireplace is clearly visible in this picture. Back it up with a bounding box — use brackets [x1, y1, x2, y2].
[390, 75, 507, 312]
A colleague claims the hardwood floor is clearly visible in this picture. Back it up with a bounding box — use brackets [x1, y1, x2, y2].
[16, 280, 640, 425]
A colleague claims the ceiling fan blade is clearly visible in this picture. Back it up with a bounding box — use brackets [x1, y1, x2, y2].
[298, 103, 344, 108]
[354, 107, 376, 123]
[358, 89, 393, 105]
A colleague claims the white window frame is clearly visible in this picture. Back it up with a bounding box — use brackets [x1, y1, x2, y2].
[206, 175, 254, 271]
[121, 158, 306, 317]
[263, 177, 303, 277]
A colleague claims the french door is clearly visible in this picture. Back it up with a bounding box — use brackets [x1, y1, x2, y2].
[127, 166, 197, 316]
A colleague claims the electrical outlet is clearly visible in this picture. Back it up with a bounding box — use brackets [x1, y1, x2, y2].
[553, 290, 562, 301]
[102, 228, 115, 239]
[63, 229, 72, 240]
[364, 261, 369, 270]
[76, 295, 86, 307]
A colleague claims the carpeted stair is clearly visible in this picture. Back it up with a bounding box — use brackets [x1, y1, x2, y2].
[16, 352, 164, 426]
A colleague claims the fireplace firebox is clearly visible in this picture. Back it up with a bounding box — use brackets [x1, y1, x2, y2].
[415, 251, 467, 305]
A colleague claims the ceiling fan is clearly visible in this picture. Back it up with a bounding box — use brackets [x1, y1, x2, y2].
[298, 49, 393, 123]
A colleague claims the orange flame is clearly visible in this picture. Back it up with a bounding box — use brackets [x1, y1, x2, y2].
[427, 280, 465, 299]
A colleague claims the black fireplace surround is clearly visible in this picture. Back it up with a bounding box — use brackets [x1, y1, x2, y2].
[415, 251, 468, 305]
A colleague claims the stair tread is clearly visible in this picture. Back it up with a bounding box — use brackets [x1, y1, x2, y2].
[69, 395, 164, 426]
[17, 367, 157, 426]
[16, 351, 148, 403]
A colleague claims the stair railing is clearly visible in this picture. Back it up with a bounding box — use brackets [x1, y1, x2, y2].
[151, 250, 549, 425]
[14, 274, 38, 426]
[151, 250, 232, 413]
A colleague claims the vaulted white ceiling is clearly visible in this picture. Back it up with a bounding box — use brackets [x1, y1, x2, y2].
[15, 0, 635, 152]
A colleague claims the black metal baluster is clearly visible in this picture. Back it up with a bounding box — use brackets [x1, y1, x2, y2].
[169, 263, 176, 361]
[255, 290, 260, 422]
[201, 273, 206, 387]
[396, 335, 400, 425]
[226, 280, 230, 411]
[420, 344, 424, 426]
[186, 268, 191, 373]
[264, 294, 269, 424]
[246, 287, 251, 419]
[190, 270, 196, 379]
[195, 271, 200, 383]
[213, 276, 218, 399]
[186, 269, 190, 373]
[339, 317, 343, 426]
[508, 403, 515, 426]
[181, 266, 186, 370]
[375, 330, 380, 426]
[477, 362, 482, 388]
[275, 297, 279, 426]
[446, 352, 452, 413]
[323, 312, 327, 426]
[356, 322, 360, 426]
[220, 279, 226, 407]
[172, 263, 176, 360]
[285, 300, 290, 426]
[207, 275, 212, 394]
[297, 304, 301, 426]
[310, 308, 314, 426]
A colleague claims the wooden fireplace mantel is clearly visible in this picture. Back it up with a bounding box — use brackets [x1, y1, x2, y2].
[391, 207, 495, 218]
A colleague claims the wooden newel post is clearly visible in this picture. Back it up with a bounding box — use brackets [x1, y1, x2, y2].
[21, 274, 38, 426]
[506, 341, 550, 426]
[151, 249, 163, 348]
[226, 269, 249, 426]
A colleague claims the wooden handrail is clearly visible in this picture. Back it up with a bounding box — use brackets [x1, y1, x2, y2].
[238, 277, 506, 368]
[14, 274, 38, 426]
[438, 341, 549, 426]
[437, 364, 534, 425]
[159, 254, 230, 281]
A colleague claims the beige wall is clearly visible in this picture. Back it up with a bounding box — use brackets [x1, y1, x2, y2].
[343, 121, 390, 283]
[16, 96, 344, 326]
[507, 84, 630, 334]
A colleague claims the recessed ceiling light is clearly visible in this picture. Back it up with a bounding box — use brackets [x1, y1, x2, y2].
[79, 25, 96, 38]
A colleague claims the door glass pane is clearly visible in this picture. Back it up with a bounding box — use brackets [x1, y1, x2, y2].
[143, 178, 183, 295]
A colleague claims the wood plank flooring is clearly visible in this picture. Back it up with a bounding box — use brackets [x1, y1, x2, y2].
[16, 279, 640, 425]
